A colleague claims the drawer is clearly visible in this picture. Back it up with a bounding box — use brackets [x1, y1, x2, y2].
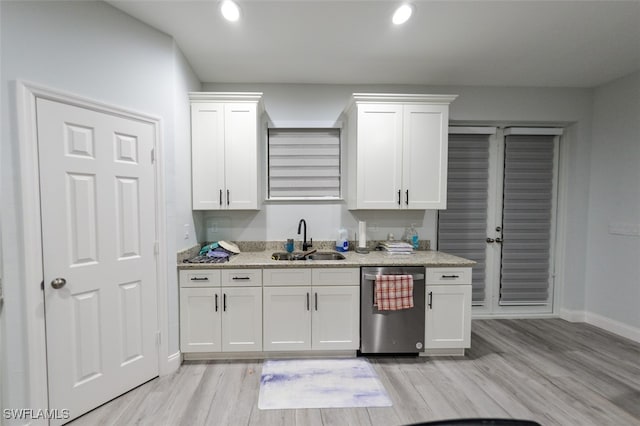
[426, 267, 472, 285]
[312, 268, 360, 286]
[263, 268, 312, 286]
[179, 270, 221, 287]
[221, 269, 262, 286]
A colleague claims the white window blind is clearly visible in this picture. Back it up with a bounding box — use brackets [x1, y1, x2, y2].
[500, 134, 556, 305]
[268, 128, 341, 199]
[438, 130, 492, 305]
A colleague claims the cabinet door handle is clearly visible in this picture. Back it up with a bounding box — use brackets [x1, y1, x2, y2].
[428, 291, 433, 309]
[215, 293, 218, 312]
[314, 292, 318, 311]
[227, 189, 230, 205]
[219, 189, 223, 206]
[406, 189, 409, 205]
[306, 292, 310, 311]
[397, 189, 401, 206]
[190, 277, 209, 281]
[223, 293, 227, 312]
[441, 274, 460, 279]
[232, 276, 251, 280]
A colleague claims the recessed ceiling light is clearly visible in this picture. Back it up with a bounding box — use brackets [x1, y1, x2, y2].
[392, 3, 414, 25]
[221, 0, 241, 22]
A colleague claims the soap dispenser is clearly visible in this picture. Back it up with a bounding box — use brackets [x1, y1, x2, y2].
[336, 228, 349, 252]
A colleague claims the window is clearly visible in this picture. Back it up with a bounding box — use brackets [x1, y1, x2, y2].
[267, 128, 341, 200]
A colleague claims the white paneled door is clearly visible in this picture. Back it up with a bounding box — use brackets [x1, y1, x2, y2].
[37, 98, 159, 424]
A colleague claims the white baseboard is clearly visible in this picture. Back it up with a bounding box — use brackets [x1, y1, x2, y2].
[560, 309, 639, 343]
[161, 351, 181, 376]
[559, 308, 587, 323]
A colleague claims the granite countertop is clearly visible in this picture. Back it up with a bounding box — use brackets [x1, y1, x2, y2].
[178, 247, 475, 270]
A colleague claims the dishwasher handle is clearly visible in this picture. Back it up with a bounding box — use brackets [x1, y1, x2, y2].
[363, 273, 424, 281]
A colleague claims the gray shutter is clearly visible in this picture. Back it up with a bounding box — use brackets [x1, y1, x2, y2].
[268, 129, 340, 199]
[438, 133, 490, 305]
[500, 135, 555, 305]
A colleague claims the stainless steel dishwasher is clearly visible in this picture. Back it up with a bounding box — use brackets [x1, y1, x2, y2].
[360, 266, 425, 354]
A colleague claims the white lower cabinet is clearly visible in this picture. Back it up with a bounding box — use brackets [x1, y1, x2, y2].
[179, 269, 262, 353]
[424, 268, 472, 350]
[263, 268, 360, 351]
[311, 286, 360, 350]
[262, 286, 311, 351]
[180, 287, 222, 352]
[220, 287, 262, 352]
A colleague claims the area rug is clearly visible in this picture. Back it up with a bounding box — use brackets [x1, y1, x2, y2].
[258, 358, 393, 410]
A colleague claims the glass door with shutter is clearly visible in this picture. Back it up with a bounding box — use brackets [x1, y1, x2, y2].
[438, 127, 561, 315]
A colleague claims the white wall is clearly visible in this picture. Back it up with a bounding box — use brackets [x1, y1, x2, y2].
[585, 71, 640, 337]
[0, 0, 199, 414]
[169, 47, 201, 352]
[203, 82, 593, 315]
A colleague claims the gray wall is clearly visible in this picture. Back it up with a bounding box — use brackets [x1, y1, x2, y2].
[0, 0, 199, 413]
[586, 71, 640, 330]
[203, 82, 594, 317]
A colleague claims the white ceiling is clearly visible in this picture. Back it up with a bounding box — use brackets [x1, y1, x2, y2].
[108, 0, 640, 88]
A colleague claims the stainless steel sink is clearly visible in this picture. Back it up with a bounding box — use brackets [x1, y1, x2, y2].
[271, 251, 346, 261]
[271, 252, 300, 261]
[306, 252, 346, 261]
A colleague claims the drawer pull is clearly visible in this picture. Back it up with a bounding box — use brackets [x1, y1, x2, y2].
[441, 274, 460, 279]
[232, 276, 251, 280]
[190, 277, 209, 281]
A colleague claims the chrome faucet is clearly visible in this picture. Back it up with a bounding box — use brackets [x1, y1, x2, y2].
[297, 219, 313, 251]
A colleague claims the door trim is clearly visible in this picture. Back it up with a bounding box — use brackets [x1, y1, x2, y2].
[16, 80, 170, 415]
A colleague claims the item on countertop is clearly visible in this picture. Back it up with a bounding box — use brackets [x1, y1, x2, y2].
[285, 238, 294, 253]
[183, 252, 229, 264]
[218, 240, 241, 254]
[403, 224, 419, 250]
[198, 242, 219, 256]
[358, 221, 367, 248]
[336, 228, 349, 252]
[206, 247, 231, 258]
[377, 240, 414, 255]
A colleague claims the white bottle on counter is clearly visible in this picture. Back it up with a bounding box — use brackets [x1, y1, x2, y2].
[336, 228, 349, 252]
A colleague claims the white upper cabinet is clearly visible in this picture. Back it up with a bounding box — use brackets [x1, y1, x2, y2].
[190, 92, 263, 210]
[345, 94, 457, 210]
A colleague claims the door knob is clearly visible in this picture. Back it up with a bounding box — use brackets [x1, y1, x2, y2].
[51, 278, 67, 289]
[486, 238, 495, 243]
[495, 237, 503, 243]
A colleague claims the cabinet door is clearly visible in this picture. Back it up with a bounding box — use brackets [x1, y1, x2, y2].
[403, 104, 449, 209]
[180, 288, 221, 352]
[221, 287, 262, 352]
[263, 286, 311, 351]
[425, 285, 471, 349]
[224, 103, 258, 210]
[191, 103, 226, 210]
[311, 286, 360, 350]
[356, 104, 403, 209]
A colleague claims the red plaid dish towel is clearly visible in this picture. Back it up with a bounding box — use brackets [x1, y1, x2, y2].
[374, 275, 414, 311]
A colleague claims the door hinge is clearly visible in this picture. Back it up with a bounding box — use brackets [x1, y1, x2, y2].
[156, 331, 161, 347]
[41, 280, 44, 291]
[151, 148, 155, 164]
[154, 241, 159, 255]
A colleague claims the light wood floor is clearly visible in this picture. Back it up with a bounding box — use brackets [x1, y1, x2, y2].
[70, 319, 640, 426]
